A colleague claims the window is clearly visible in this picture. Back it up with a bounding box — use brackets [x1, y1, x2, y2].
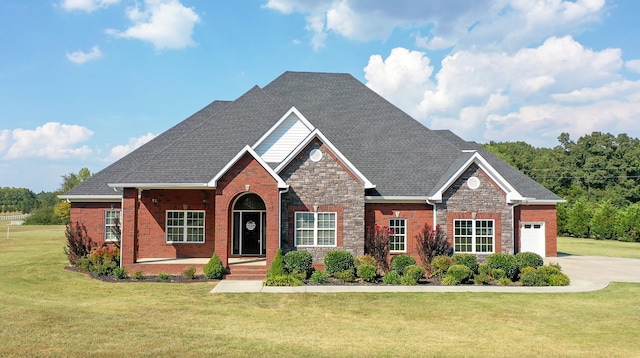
[295, 212, 336, 246]
[453, 219, 494, 253]
[166, 211, 205, 243]
[389, 218, 406, 252]
[104, 210, 120, 241]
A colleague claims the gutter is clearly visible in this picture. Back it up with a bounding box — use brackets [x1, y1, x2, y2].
[278, 185, 290, 250]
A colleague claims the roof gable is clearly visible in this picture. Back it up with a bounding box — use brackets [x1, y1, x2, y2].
[253, 107, 314, 164]
[208, 145, 287, 189]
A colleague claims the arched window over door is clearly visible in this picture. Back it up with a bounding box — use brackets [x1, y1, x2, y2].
[232, 193, 266, 256]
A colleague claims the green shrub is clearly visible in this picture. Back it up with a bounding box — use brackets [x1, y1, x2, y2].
[84, 245, 119, 277]
[403, 265, 425, 282]
[520, 265, 562, 286]
[133, 270, 144, 280]
[310, 270, 328, 284]
[182, 267, 196, 280]
[446, 264, 473, 284]
[549, 273, 571, 286]
[113, 266, 128, 280]
[334, 269, 355, 282]
[441, 275, 459, 285]
[390, 254, 416, 275]
[354, 254, 376, 268]
[89, 260, 117, 277]
[75, 256, 91, 272]
[357, 264, 377, 282]
[478, 263, 490, 276]
[491, 268, 506, 280]
[537, 265, 561, 277]
[515, 252, 544, 270]
[400, 275, 418, 285]
[497, 277, 511, 286]
[324, 250, 354, 275]
[284, 250, 313, 277]
[204, 252, 225, 279]
[473, 273, 491, 285]
[548, 261, 562, 271]
[431, 255, 454, 278]
[266, 248, 286, 278]
[382, 270, 401, 285]
[452, 253, 478, 274]
[263, 275, 303, 286]
[157, 272, 170, 280]
[485, 253, 518, 281]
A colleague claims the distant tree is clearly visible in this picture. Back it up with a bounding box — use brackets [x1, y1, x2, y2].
[566, 197, 592, 238]
[590, 201, 618, 240]
[59, 167, 91, 194]
[616, 203, 640, 242]
[24, 206, 63, 225]
[54, 201, 71, 223]
[0, 187, 38, 213]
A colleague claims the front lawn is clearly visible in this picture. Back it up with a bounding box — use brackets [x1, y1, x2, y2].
[1, 223, 639, 357]
[558, 236, 640, 259]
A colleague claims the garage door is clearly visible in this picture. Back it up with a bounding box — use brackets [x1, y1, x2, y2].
[520, 223, 546, 257]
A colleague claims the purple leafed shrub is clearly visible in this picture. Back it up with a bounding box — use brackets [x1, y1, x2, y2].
[64, 221, 96, 265]
[415, 223, 452, 272]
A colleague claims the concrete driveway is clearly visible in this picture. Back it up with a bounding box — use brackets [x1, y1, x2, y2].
[546, 255, 640, 290]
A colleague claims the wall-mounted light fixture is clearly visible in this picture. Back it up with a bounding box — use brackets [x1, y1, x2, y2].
[152, 198, 158, 205]
[202, 198, 208, 205]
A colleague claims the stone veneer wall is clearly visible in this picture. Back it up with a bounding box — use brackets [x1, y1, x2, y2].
[436, 164, 514, 255]
[280, 139, 365, 263]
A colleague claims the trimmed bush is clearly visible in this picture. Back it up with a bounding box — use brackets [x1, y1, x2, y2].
[446, 264, 473, 284]
[400, 275, 418, 285]
[357, 264, 377, 282]
[182, 267, 196, 280]
[354, 255, 376, 268]
[521, 265, 562, 286]
[431, 255, 454, 278]
[441, 275, 459, 286]
[324, 250, 354, 275]
[133, 270, 144, 280]
[113, 266, 128, 280]
[515, 252, 544, 270]
[478, 263, 490, 276]
[204, 252, 226, 279]
[485, 253, 519, 281]
[452, 253, 479, 274]
[382, 270, 401, 285]
[334, 269, 355, 283]
[391, 254, 416, 275]
[549, 273, 571, 286]
[491, 268, 506, 280]
[310, 270, 328, 284]
[157, 272, 170, 280]
[263, 275, 303, 286]
[284, 250, 313, 278]
[473, 273, 491, 285]
[497, 277, 511, 286]
[404, 265, 425, 282]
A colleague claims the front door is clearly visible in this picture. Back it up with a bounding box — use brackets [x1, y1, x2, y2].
[241, 212, 261, 255]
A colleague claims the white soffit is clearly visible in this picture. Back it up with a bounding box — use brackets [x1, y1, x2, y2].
[253, 107, 314, 164]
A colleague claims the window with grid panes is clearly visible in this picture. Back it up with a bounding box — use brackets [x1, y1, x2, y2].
[166, 211, 205, 243]
[388, 218, 406, 252]
[453, 219, 494, 253]
[295, 212, 336, 246]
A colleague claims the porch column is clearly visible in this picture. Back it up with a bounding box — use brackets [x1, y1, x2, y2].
[121, 188, 138, 268]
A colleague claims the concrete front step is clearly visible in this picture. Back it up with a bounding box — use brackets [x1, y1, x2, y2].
[225, 266, 267, 280]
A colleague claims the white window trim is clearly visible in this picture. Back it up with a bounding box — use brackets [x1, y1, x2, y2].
[453, 219, 495, 254]
[104, 209, 121, 242]
[389, 218, 407, 253]
[165, 210, 206, 244]
[294, 211, 337, 247]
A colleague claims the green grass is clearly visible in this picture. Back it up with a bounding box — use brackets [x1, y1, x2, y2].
[1, 223, 639, 357]
[558, 236, 640, 259]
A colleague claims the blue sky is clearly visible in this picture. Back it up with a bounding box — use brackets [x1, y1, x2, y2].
[1, 0, 640, 193]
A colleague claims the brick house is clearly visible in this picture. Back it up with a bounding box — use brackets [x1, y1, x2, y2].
[60, 72, 562, 277]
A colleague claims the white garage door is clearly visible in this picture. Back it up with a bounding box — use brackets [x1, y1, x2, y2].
[520, 223, 546, 257]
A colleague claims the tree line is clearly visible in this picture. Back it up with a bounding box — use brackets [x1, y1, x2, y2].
[484, 131, 640, 242]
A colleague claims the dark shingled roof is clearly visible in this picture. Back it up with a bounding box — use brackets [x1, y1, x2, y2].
[65, 71, 560, 202]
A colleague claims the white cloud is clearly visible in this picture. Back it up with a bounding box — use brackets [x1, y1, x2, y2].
[1, 122, 93, 160]
[264, 0, 605, 51]
[626, 59, 640, 74]
[106, 0, 201, 50]
[66, 46, 103, 64]
[105, 132, 156, 162]
[60, 0, 120, 12]
[364, 35, 637, 147]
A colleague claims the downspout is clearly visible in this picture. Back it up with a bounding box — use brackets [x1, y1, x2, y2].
[511, 201, 521, 255]
[118, 188, 124, 268]
[426, 199, 437, 228]
[278, 185, 290, 249]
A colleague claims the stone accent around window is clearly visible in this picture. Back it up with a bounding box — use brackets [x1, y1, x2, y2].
[280, 139, 365, 263]
[436, 164, 514, 255]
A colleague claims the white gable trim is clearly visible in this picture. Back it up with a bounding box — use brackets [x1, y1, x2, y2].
[429, 152, 524, 203]
[252, 106, 315, 151]
[58, 194, 122, 203]
[275, 129, 375, 189]
[208, 145, 288, 189]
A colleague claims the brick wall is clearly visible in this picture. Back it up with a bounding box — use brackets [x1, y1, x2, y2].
[364, 203, 434, 263]
[280, 139, 365, 263]
[70, 202, 121, 245]
[437, 164, 514, 255]
[214, 152, 280, 266]
[515, 204, 558, 257]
